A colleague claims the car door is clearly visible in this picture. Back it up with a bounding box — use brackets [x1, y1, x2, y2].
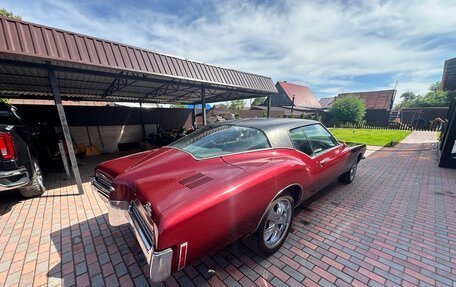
[301, 124, 346, 190]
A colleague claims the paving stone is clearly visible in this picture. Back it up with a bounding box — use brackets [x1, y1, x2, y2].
[0, 132, 454, 287]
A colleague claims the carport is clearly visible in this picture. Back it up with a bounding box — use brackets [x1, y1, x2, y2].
[0, 16, 278, 194]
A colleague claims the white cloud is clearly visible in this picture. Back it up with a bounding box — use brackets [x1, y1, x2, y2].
[2, 0, 455, 99]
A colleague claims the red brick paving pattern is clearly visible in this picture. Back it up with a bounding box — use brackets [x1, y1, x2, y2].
[0, 135, 455, 286]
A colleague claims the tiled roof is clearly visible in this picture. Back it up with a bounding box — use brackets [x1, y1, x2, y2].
[337, 89, 396, 110]
[265, 81, 321, 108]
[319, 97, 335, 108]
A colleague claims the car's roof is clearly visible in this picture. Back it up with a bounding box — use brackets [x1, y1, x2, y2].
[213, 118, 320, 148]
[219, 118, 318, 133]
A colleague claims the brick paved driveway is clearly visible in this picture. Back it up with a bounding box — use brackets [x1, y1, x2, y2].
[1, 132, 455, 286]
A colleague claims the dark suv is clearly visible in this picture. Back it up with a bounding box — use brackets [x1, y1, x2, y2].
[0, 102, 45, 197]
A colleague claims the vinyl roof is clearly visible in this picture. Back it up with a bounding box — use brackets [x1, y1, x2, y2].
[0, 16, 277, 104]
[442, 58, 456, 91]
[337, 89, 396, 110]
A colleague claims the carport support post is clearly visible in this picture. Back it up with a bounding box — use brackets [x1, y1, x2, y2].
[267, 96, 271, 118]
[192, 106, 197, 129]
[48, 68, 84, 194]
[201, 85, 207, 125]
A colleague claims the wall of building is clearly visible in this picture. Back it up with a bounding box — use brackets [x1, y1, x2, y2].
[364, 109, 390, 126]
[17, 105, 193, 153]
[400, 107, 449, 126]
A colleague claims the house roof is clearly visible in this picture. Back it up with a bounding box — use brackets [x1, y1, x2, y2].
[319, 97, 335, 108]
[261, 81, 321, 108]
[337, 89, 396, 110]
[276, 82, 321, 108]
[442, 57, 456, 91]
[0, 16, 277, 104]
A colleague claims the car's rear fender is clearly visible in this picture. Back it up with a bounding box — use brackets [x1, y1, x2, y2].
[156, 154, 311, 270]
[341, 143, 366, 172]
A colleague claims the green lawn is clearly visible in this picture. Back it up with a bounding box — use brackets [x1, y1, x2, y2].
[329, 128, 412, 146]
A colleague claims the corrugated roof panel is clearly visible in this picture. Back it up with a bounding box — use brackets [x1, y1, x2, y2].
[150, 53, 164, 74]
[246, 73, 258, 90]
[187, 61, 200, 80]
[165, 56, 178, 76]
[134, 49, 147, 71]
[140, 50, 152, 72]
[0, 16, 278, 103]
[209, 65, 221, 83]
[94, 40, 108, 66]
[118, 45, 132, 69]
[17, 23, 33, 54]
[102, 42, 116, 67]
[199, 63, 211, 82]
[110, 44, 123, 67]
[222, 68, 235, 85]
[182, 60, 194, 79]
[176, 59, 189, 78]
[43, 28, 59, 58]
[127, 47, 140, 70]
[157, 54, 170, 75]
[75, 35, 90, 62]
[53, 30, 69, 59]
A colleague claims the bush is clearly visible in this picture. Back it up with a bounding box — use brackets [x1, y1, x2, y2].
[329, 95, 366, 124]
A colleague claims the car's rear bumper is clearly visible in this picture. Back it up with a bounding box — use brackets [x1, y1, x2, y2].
[91, 177, 173, 282]
[0, 167, 30, 192]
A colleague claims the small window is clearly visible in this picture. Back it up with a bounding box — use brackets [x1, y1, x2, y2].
[302, 124, 339, 155]
[289, 128, 313, 156]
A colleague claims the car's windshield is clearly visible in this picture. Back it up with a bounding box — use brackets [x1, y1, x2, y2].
[170, 125, 270, 159]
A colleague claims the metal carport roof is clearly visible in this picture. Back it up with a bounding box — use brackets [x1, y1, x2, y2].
[0, 16, 277, 103]
[0, 15, 278, 195]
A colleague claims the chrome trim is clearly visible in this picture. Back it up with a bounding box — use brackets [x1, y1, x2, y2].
[149, 248, 173, 282]
[107, 201, 130, 226]
[130, 201, 155, 252]
[91, 174, 115, 202]
[0, 167, 30, 191]
[167, 146, 274, 161]
[0, 167, 28, 177]
[90, 180, 174, 282]
[127, 201, 173, 282]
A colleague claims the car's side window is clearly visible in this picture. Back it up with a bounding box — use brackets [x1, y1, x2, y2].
[289, 128, 313, 156]
[302, 124, 339, 155]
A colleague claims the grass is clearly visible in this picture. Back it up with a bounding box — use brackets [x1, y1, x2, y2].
[329, 128, 412, 146]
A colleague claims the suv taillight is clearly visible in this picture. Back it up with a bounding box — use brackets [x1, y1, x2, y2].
[0, 132, 16, 160]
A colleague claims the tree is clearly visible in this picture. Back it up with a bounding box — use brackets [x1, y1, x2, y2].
[171, 104, 186, 108]
[329, 95, 366, 124]
[228, 100, 245, 110]
[398, 82, 454, 108]
[0, 9, 21, 20]
[429, 81, 440, 92]
[400, 91, 416, 102]
[251, 97, 266, 106]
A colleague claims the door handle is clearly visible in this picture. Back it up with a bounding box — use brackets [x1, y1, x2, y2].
[320, 159, 328, 166]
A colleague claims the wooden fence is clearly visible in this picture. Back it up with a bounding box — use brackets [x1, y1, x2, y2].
[329, 122, 439, 131]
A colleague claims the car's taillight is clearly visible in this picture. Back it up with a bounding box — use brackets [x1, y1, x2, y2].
[0, 132, 16, 160]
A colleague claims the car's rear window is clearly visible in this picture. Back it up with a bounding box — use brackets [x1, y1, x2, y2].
[170, 125, 270, 159]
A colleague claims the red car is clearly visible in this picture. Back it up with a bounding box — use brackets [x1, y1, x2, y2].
[91, 119, 365, 282]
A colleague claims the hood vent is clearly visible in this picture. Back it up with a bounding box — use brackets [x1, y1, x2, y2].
[179, 173, 213, 189]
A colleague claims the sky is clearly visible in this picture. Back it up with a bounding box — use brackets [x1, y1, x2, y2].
[2, 0, 455, 104]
